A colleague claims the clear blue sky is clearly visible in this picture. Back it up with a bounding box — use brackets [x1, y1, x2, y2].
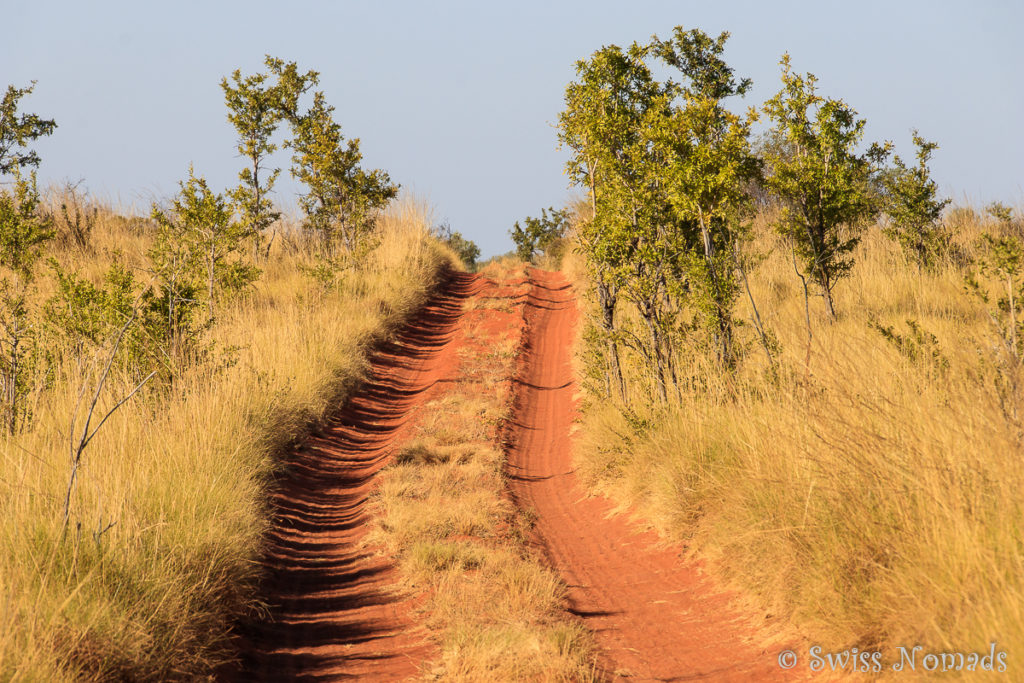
[4, 0, 1022, 257]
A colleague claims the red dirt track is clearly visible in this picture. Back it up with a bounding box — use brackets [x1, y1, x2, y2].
[228, 271, 479, 681]
[229, 267, 795, 681]
[506, 269, 789, 682]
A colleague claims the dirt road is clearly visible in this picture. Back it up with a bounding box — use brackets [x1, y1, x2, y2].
[230, 267, 792, 681]
[506, 269, 789, 681]
[229, 272, 477, 681]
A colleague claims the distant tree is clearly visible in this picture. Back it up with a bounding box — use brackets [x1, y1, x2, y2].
[288, 91, 398, 258]
[0, 171, 50, 278]
[434, 221, 481, 269]
[965, 232, 1024, 423]
[0, 82, 57, 175]
[510, 207, 569, 263]
[880, 131, 950, 269]
[51, 181, 98, 251]
[986, 202, 1014, 226]
[448, 232, 480, 269]
[222, 57, 318, 260]
[762, 54, 890, 319]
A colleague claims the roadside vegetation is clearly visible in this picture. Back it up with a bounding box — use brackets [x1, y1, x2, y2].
[0, 61, 459, 679]
[562, 26, 1023, 669]
[367, 260, 596, 681]
[510, 207, 571, 270]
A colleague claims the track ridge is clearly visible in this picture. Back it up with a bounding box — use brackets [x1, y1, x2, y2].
[228, 270, 480, 682]
[506, 268, 792, 682]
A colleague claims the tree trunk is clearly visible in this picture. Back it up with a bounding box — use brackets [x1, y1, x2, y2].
[208, 246, 216, 317]
[698, 213, 732, 365]
[648, 321, 669, 404]
[251, 151, 263, 263]
[640, 302, 668, 404]
[791, 246, 814, 372]
[597, 280, 627, 404]
[735, 245, 773, 367]
[666, 339, 682, 402]
[822, 273, 837, 320]
[806, 221, 837, 320]
[6, 321, 19, 434]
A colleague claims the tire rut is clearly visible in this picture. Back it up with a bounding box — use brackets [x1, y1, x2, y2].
[505, 268, 794, 682]
[226, 271, 479, 682]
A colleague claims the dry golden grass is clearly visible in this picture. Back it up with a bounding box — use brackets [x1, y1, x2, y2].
[570, 207, 1024, 674]
[0, 194, 454, 681]
[367, 262, 597, 681]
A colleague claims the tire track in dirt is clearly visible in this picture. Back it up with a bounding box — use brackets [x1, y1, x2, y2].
[506, 268, 792, 682]
[227, 271, 480, 682]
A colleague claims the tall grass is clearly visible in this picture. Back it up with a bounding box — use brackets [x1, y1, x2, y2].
[0, 194, 454, 680]
[570, 207, 1024, 668]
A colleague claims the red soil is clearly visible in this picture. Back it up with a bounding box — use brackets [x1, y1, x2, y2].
[227, 271, 480, 682]
[227, 267, 800, 682]
[506, 269, 792, 682]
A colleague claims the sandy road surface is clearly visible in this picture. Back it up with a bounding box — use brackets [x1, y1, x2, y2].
[505, 269, 792, 682]
[227, 268, 797, 682]
[227, 272, 479, 681]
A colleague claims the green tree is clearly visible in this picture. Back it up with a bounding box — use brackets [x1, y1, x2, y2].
[648, 27, 760, 367]
[881, 131, 950, 269]
[986, 202, 1014, 227]
[434, 221, 481, 269]
[222, 57, 318, 260]
[510, 207, 569, 263]
[288, 91, 398, 258]
[559, 42, 666, 402]
[966, 234, 1024, 423]
[763, 54, 889, 319]
[152, 167, 256, 312]
[0, 169, 52, 431]
[46, 258, 160, 381]
[562, 28, 766, 401]
[150, 168, 255, 365]
[0, 82, 57, 175]
[0, 83, 56, 431]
